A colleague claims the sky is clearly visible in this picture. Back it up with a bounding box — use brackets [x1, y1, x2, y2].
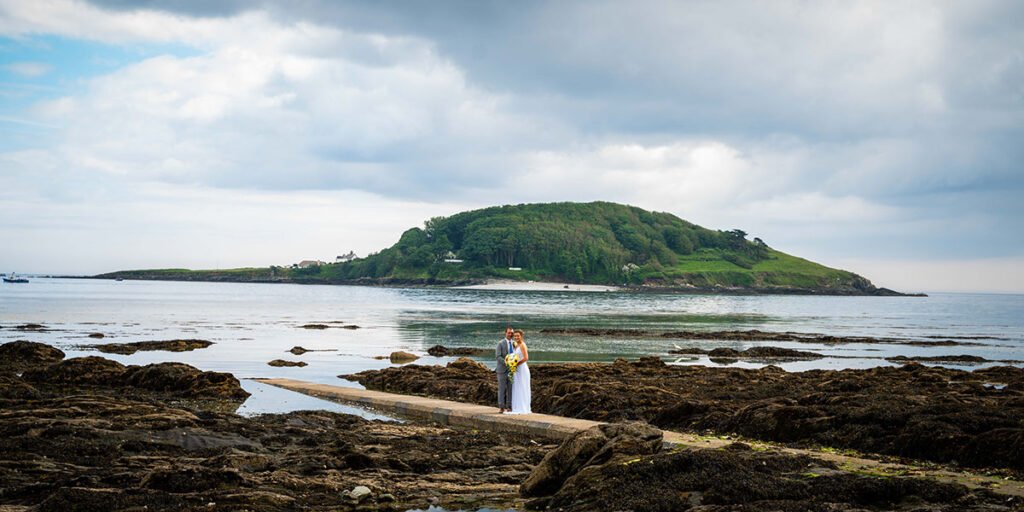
[0, 0, 1022, 293]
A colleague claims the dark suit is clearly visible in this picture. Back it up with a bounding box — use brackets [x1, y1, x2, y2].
[496, 337, 514, 409]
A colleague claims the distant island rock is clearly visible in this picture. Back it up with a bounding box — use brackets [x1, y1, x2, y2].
[95, 201, 912, 296]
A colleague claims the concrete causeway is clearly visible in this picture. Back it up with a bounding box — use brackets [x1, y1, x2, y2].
[255, 378, 1024, 497]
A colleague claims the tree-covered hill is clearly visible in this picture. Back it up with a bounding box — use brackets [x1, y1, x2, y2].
[99, 202, 901, 295]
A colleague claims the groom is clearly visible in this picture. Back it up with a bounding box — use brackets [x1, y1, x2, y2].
[495, 326, 515, 413]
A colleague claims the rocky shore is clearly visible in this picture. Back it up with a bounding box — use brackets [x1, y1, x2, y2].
[541, 327, 982, 346]
[0, 341, 546, 511]
[2, 340, 1023, 511]
[518, 422, 1017, 511]
[345, 357, 1024, 473]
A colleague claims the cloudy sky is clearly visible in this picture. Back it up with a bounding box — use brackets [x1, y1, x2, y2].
[1, 0, 1022, 292]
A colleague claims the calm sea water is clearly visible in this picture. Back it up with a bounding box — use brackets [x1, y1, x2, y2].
[3, 278, 1022, 414]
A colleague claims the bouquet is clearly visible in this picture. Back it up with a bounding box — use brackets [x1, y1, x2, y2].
[505, 353, 520, 383]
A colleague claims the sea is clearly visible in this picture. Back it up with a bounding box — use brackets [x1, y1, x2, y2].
[2, 277, 1022, 418]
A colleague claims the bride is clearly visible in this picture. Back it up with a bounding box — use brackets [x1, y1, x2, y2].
[509, 330, 531, 414]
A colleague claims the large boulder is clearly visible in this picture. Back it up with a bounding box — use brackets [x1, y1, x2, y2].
[448, 357, 489, 372]
[0, 340, 65, 372]
[22, 356, 127, 386]
[520, 422, 662, 497]
[389, 351, 420, 363]
[122, 363, 250, 400]
[21, 357, 250, 400]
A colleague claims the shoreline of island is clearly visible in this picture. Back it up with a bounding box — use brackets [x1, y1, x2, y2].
[78, 272, 924, 296]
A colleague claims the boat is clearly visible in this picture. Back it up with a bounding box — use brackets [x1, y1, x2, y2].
[3, 272, 28, 283]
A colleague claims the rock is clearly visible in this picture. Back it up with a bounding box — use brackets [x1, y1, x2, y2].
[268, 359, 308, 367]
[670, 346, 823, 359]
[537, 443, 976, 512]
[887, 354, 990, 364]
[342, 325, 361, 330]
[448, 357, 489, 371]
[13, 323, 46, 331]
[741, 346, 822, 358]
[287, 346, 336, 355]
[0, 372, 41, 399]
[34, 487, 181, 512]
[521, 422, 662, 498]
[20, 357, 249, 400]
[349, 358, 1024, 472]
[708, 347, 741, 357]
[543, 327, 975, 347]
[0, 340, 65, 372]
[0, 374, 548, 512]
[87, 332, 105, 338]
[122, 362, 251, 400]
[22, 356, 126, 386]
[389, 351, 419, 363]
[427, 345, 488, 357]
[346, 485, 372, 503]
[668, 346, 709, 355]
[142, 466, 245, 493]
[92, 339, 214, 355]
[300, 324, 330, 329]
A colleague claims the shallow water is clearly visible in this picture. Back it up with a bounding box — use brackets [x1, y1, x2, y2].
[2, 278, 1022, 413]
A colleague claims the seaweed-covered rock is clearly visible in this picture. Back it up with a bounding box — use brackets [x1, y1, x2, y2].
[21, 357, 250, 400]
[92, 339, 213, 355]
[22, 356, 127, 386]
[347, 359, 1024, 471]
[532, 444, 984, 511]
[427, 345, 489, 357]
[0, 340, 65, 372]
[141, 466, 245, 493]
[122, 363, 250, 400]
[0, 372, 41, 399]
[671, 346, 823, 359]
[521, 422, 662, 497]
[268, 359, 308, 367]
[389, 351, 420, 363]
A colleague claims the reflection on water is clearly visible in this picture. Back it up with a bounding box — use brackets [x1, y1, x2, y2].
[236, 380, 399, 421]
[2, 278, 1022, 392]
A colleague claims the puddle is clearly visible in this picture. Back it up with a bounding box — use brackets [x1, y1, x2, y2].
[237, 380, 399, 421]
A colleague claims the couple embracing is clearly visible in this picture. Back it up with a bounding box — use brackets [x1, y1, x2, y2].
[495, 327, 531, 414]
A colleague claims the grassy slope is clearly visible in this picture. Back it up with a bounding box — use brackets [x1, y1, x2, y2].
[658, 249, 855, 289]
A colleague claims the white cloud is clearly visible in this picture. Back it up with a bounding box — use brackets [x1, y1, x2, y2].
[17, 6, 546, 196]
[0, 0, 1021, 292]
[0, 175, 474, 274]
[4, 61, 52, 77]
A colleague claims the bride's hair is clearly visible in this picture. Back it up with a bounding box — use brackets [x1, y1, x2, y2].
[513, 330, 525, 343]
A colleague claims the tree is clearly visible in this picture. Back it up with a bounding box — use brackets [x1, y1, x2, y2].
[424, 216, 447, 240]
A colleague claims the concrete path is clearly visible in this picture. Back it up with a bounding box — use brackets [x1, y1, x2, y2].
[255, 378, 1024, 497]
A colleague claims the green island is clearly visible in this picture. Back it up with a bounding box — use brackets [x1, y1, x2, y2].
[98, 202, 907, 295]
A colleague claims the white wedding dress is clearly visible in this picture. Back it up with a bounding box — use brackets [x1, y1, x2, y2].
[509, 347, 531, 414]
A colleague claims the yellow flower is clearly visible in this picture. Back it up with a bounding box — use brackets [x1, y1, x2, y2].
[505, 353, 520, 382]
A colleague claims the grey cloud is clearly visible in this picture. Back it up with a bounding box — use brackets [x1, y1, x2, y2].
[22, 0, 1024, 267]
[86, 0, 254, 17]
